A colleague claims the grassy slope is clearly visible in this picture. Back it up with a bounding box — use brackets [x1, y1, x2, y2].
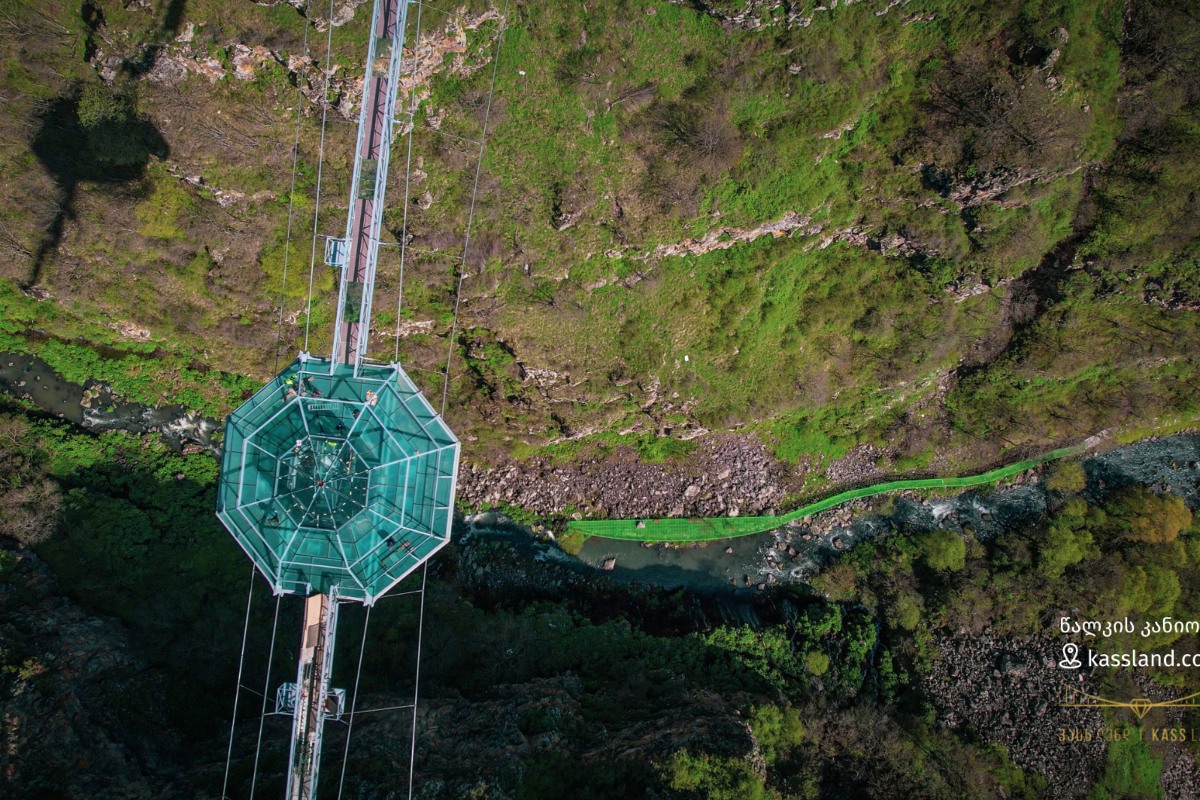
[0, 0, 1196, 471]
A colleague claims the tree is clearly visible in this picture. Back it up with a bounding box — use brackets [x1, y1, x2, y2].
[922, 46, 1091, 176]
[804, 651, 830, 677]
[1108, 487, 1193, 544]
[665, 751, 772, 800]
[0, 417, 61, 546]
[749, 705, 806, 767]
[918, 530, 966, 571]
[76, 80, 154, 168]
[0, 476, 61, 546]
[887, 591, 923, 631]
[1038, 523, 1095, 579]
[1045, 461, 1087, 494]
[811, 562, 858, 600]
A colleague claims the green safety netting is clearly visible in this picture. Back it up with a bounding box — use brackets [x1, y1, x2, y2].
[217, 356, 459, 602]
[567, 445, 1086, 543]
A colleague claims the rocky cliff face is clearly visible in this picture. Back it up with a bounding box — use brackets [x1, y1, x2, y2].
[0, 546, 182, 798]
[0, 538, 764, 800]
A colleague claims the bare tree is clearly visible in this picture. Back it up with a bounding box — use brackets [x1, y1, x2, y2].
[0, 418, 61, 546]
[0, 477, 62, 546]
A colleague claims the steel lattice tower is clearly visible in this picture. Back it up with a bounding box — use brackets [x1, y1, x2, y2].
[215, 2, 459, 797]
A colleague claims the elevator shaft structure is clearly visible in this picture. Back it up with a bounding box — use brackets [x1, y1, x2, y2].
[328, 0, 410, 371]
[216, 1, 461, 798]
[291, 2, 408, 796]
[287, 592, 340, 800]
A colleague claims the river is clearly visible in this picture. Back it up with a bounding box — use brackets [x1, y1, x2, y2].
[568, 435, 1200, 590]
[4, 349, 1197, 595]
[0, 351, 220, 450]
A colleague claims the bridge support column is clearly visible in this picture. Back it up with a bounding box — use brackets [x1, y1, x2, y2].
[286, 591, 340, 800]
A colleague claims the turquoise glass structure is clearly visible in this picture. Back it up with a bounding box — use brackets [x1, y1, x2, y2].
[217, 355, 459, 603]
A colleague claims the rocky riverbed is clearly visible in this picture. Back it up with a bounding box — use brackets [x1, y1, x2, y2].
[456, 434, 793, 520]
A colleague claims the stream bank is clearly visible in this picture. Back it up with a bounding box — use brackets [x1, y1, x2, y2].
[0, 352, 220, 451]
[506, 435, 1200, 595]
[3, 352, 1197, 603]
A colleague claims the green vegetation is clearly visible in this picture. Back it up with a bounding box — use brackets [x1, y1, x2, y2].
[1045, 460, 1088, 494]
[821, 472, 1197, 659]
[0, 0, 1193, 479]
[0, 281, 257, 415]
[136, 165, 196, 240]
[553, 530, 588, 556]
[75, 78, 155, 168]
[0, 402, 268, 740]
[416, 0, 1199, 468]
[749, 704, 806, 766]
[1107, 488, 1192, 544]
[5, 1, 1199, 797]
[665, 751, 772, 800]
[3, 395, 1199, 797]
[917, 529, 967, 572]
[514, 429, 698, 465]
[1089, 726, 1164, 800]
[0, 401, 1016, 797]
[0, 415, 60, 546]
[1038, 500, 1098, 578]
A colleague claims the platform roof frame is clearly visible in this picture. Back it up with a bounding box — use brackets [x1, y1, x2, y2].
[217, 356, 460, 603]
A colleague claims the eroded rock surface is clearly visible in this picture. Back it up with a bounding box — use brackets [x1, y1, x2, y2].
[457, 434, 791, 520]
[925, 633, 1104, 797]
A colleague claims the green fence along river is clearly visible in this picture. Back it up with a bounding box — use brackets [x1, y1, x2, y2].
[567, 445, 1086, 543]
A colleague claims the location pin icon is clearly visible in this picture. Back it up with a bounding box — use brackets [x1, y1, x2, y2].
[1060, 642, 1082, 669]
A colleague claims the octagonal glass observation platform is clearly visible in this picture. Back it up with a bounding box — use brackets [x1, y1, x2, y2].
[217, 355, 460, 603]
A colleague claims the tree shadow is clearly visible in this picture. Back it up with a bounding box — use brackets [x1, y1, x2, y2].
[162, 0, 187, 36]
[27, 90, 168, 287]
[81, 1, 105, 63]
[25, 0, 188, 286]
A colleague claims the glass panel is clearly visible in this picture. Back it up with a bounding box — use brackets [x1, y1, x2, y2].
[356, 159, 378, 200]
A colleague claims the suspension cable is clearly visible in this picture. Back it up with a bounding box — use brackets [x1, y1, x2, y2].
[335, 604, 372, 800]
[407, 560, 430, 800]
[409, 0, 461, 20]
[273, 0, 314, 372]
[248, 592, 283, 800]
[318, 7, 508, 797]
[348, 702, 416, 716]
[440, 0, 510, 416]
[221, 565, 258, 800]
[393, 0, 426, 362]
[303, 0, 341, 354]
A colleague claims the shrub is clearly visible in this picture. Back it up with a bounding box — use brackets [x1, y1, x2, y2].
[76, 80, 153, 168]
[1045, 461, 1087, 494]
[811, 563, 858, 601]
[1108, 487, 1192, 544]
[555, 531, 587, 556]
[888, 591, 922, 631]
[748, 704, 806, 766]
[917, 530, 966, 572]
[1037, 523, 1095, 579]
[664, 751, 772, 800]
[804, 651, 830, 676]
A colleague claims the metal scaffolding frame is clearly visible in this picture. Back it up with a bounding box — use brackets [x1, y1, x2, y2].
[329, 0, 412, 374]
